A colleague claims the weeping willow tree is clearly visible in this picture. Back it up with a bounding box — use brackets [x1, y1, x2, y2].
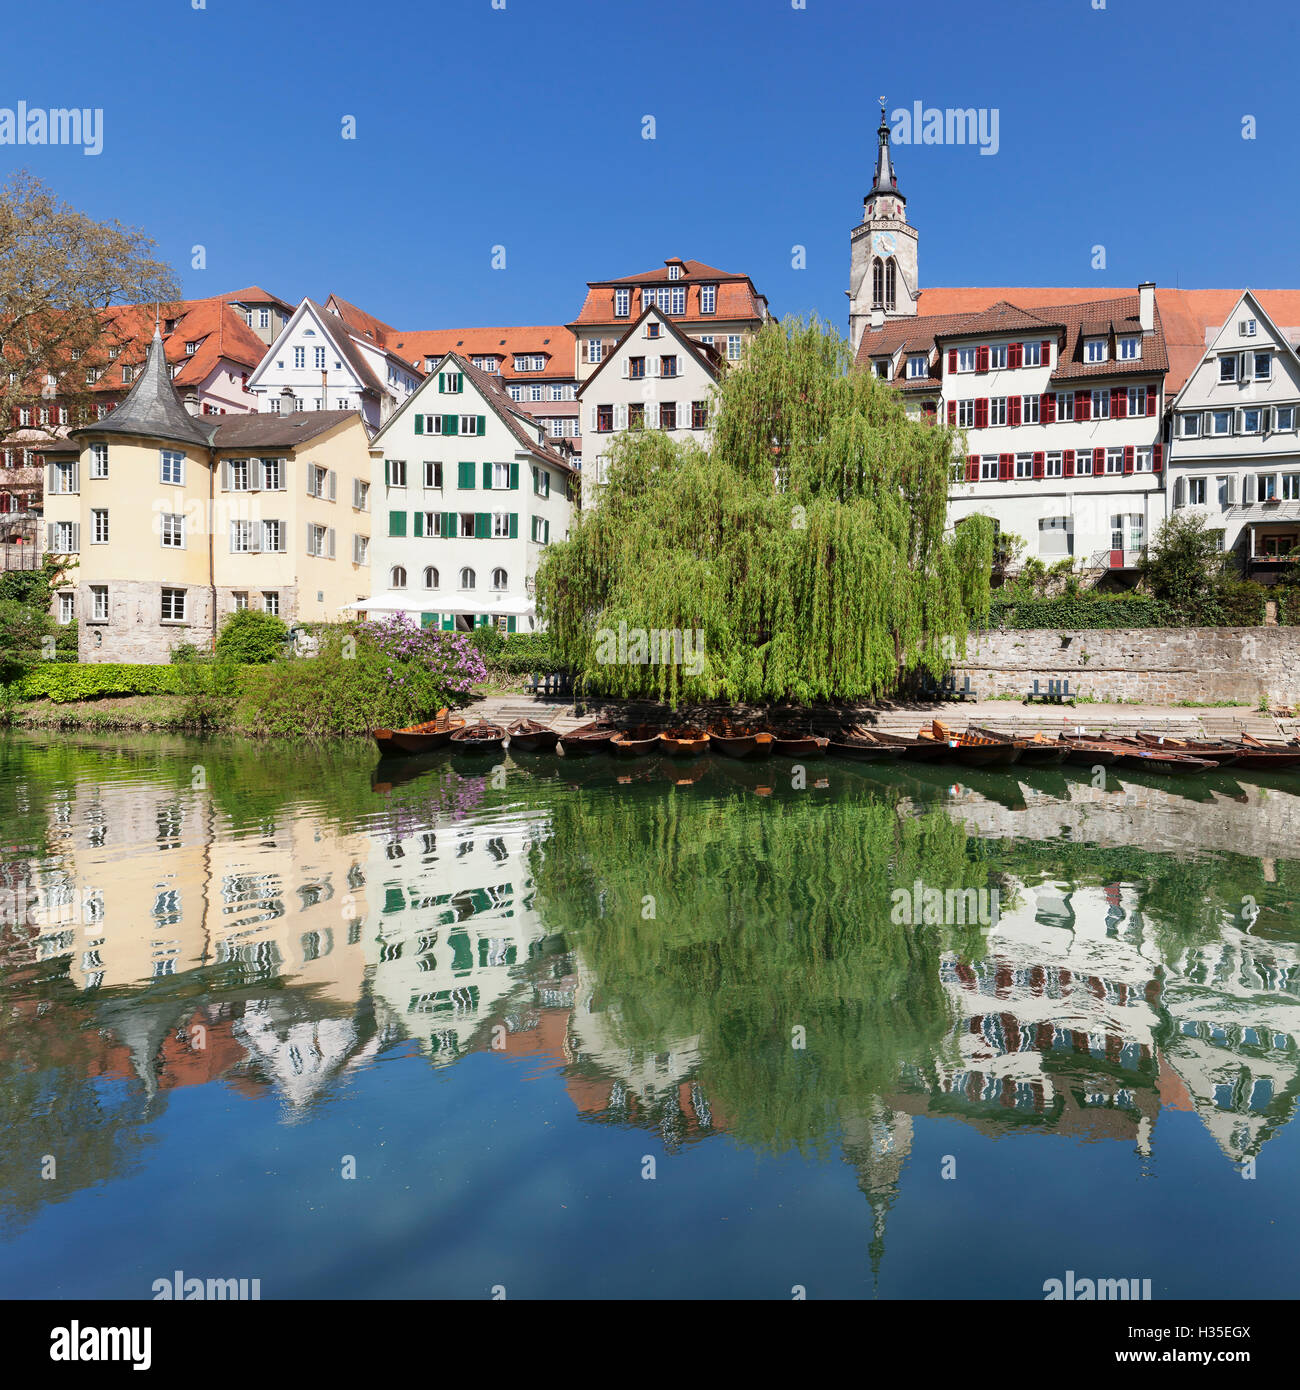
[537, 315, 994, 704]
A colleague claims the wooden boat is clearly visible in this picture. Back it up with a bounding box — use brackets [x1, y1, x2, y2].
[866, 728, 951, 762]
[1055, 733, 1121, 766]
[559, 719, 617, 756]
[766, 729, 829, 758]
[1114, 747, 1214, 776]
[659, 727, 710, 758]
[917, 720, 1021, 767]
[449, 719, 506, 752]
[708, 724, 773, 759]
[967, 724, 1069, 767]
[1226, 744, 1300, 771]
[373, 709, 464, 756]
[507, 718, 561, 753]
[825, 726, 907, 762]
[1132, 733, 1241, 767]
[610, 724, 661, 758]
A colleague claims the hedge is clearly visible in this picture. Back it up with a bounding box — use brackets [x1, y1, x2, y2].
[986, 595, 1173, 630]
[6, 663, 199, 703]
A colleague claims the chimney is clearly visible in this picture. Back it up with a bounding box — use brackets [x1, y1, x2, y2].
[870, 307, 885, 329]
[183, 390, 200, 417]
[1139, 282, 1155, 333]
[279, 386, 295, 416]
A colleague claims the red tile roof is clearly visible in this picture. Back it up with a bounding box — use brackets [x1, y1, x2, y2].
[570, 259, 768, 328]
[386, 326, 576, 382]
[324, 293, 397, 344]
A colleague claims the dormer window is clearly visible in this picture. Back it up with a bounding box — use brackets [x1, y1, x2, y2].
[163, 318, 176, 333]
[668, 264, 682, 281]
[873, 360, 890, 380]
[1084, 338, 1106, 364]
[107, 345, 120, 360]
[907, 355, 927, 379]
[1240, 319, 1258, 337]
[1118, 336, 1141, 361]
[700, 284, 717, 315]
[614, 288, 631, 317]
[513, 354, 545, 372]
[185, 342, 197, 355]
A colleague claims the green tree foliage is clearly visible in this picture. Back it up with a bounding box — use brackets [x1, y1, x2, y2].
[1139, 513, 1227, 613]
[214, 608, 289, 664]
[536, 317, 993, 704]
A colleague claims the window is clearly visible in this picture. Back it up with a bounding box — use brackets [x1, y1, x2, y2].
[422, 511, 443, 537]
[161, 588, 186, 622]
[660, 355, 678, 378]
[1091, 389, 1110, 420]
[261, 458, 284, 490]
[1084, 338, 1105, 363]
[160, 513, 185, 548]
[1118, 336, 1141, 361]
[1022, 341, 1041, 367]
[1254, 352, 1272, 381]
[628, 403, 645, 430]
[386, 459, 408, 487]
[160, 450, 185, 485]
[1241, 318, 1257, 337]
[1021, 394, 1040, 424]
[91, 508, 109, 544]
[660, 402, 677, 430]
[423, 566, 439, 589]
[698, 335, 714, 347]
[1210, 410, 1233, 435]
[354, 479, 370, 510]
[955, 400, 976, 428]
[1105, 448, 1124, 474]
[492, 512, 511, 537]
[491, 567, 508, 590]
[261, 591, 278, 615]
[391, 565, 407, 588]
[585, 339, 603, 364]
[1045, 451, 1063, 477]
[58, 591, 75, 624]
[1241, 408, 1263, 434]
[628, 356, 646, 379]
[873, 361, 890, 380]
[1039, 517, 1072, 556]
[614, 288, 631, 317]
[314, 347, 326, 369]
[979, 456, 998, 481]
[1218, 476, 1234, 508]
[1187, 478, 1208, 505]
[531, 515, 551, 543]
[459, 513, 476, 538]
[488, 462, 509, 489]
[1055, 392, 1074, 422]
[232, 592, 249, 611]
[261, 519, 285, 552]
[907, 355, 927, 379]
[1257, 473, 1278, 501]
[988, 397, 1007, 426]
[1015, 454, 1033, 479]
[533, 466, 551, 497]
[51, 460, 78, 494]
[307, 524, 333, 557]
[1282, 474, 1300, 501]
[51, 520, 78, 551]
[1134, 448, 1153, 473]
[691, 401, 709, 430]
[1219, 356, 1238, 383]
[460, 415, 481, 435]
[90, 585, 108, 621]
[513, 354, 545, 372]
[460, 567, 476, 590]
[1277, 406, 1295, 431]
[259, 309, 271, 329]
[983, 344, 1005, 370]
[307, 464, 334, 498]
[1180, 413, 1201, 437]
[293, 346, 305, 368]
[700, 284, 716, 315]
[230, 520, 257, 553]
[228, 458, 250, 491]
[727, 335, 742, 361]
[423, 461, 442, 489]
[956, 347, 976, 372]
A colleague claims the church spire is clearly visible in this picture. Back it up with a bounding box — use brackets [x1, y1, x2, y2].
[871, 98, 902, 201]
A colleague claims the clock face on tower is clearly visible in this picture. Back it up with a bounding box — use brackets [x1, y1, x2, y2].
[873, 231, 897, 257]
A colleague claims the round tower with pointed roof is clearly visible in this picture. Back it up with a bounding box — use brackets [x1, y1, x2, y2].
[849, 101, 920, 355]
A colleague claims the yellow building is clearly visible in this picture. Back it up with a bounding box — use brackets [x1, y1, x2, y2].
[43, 329, 373, 661]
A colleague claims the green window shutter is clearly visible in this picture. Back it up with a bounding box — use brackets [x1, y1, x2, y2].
[476, 415, 486, 436]
[482, 461, 492, 490]
[444, 415, 458, 436]
[421, 612, 436, 628]
[384, 458, 390, 485]
[458, 460, 474, 489]
[509, 463, 519, 490]
[507, 616, 517, 633]
[413, 511, 424, 537]
[389, 510, 407, 537]
[441, 614, 454, 631]
[545, 519, 551, 543]
[443, 511, 456, 538]
[414, 414, 423, 435]
[437, 373, 445, 393]
[475, 512, 489, 539]
[454, 373, 464, 393]
[508, 513, 518, 539]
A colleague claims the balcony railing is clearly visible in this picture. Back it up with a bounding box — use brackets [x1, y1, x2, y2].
[1087, 546, 1147, 571]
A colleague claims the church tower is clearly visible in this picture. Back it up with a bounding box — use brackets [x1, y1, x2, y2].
[848, 102, 920, 355]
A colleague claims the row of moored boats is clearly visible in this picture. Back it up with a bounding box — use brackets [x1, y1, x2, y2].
[374, 714, 1300, 774]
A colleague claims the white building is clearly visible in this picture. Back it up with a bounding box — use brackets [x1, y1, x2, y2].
[1168, 291, 1300, 577]
[577, 304, 721, 508]
[246, 298, 422, 431]
[355, 352, 578, 631]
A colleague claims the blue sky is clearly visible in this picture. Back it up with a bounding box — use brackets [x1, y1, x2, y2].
[7, 0, 1300, 333]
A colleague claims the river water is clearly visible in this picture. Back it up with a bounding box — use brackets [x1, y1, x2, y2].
[1, 730, 1297, 1299]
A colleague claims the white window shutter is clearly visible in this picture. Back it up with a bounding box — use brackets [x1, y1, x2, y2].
[1174, 477, 1185, 508]
[307, 521, 315, 552]
[1244, 474, 1256, 503]
[615, 404, 627, 430]
[352, 477, 361, 508]
[71, 462, 80, 492]
[249, 524, 261, 553]
[307, 465, 314, 497]
[71, 523, 80, 552]
[328, 470, 337, 501]
[46, 461, 55, 494]
[646, 401, 658, 428]
[589, 405, 597, 431]
[221, 460, 230, 491]
[1226, 475, 1237, 505]
[327, 527, 335, 559]
[46, 523, 55, 550]
[229, 522, 237, 553]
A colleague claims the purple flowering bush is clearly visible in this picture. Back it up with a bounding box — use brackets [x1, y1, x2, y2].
[357, 615, 487, 698]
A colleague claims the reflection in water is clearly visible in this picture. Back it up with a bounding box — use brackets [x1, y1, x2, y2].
[1, 732, 1298, 1295]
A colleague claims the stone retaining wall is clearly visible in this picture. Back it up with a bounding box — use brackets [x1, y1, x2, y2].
[955, 627, 1300, 707]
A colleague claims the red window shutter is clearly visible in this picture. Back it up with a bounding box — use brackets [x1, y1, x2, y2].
[1146, 388, 1157, 417]
[1009, 395, 1022, 427]
[998, 453, 1011, 481]
[1063, 449, 1075, 477]
[1040, 339, 1052, 367]
[1032, 451, 1045, 479]
[1008, 342, 1022, 369]
[1076, 389, 1090, 421]
[947, 348, 958, 373]
[975, 345, 987, 373]
[1153, 443, 1163, 473]
[966, 454, 979, 482]
[975, 398, 988, 428]
[947, 400, 957, 426]
[1040, 393, 1055, 424]
[1112, 386, 1125, 418]
[1123, 445, 1135, 474]
[1094, 447, 1105, 473]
